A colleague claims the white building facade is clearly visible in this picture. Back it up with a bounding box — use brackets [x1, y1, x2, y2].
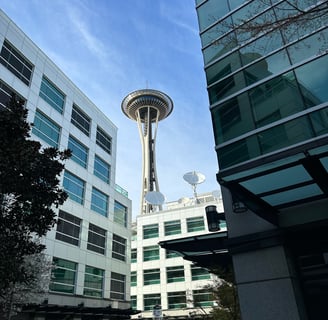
[131, 192, 225, 319]
[0, 9, 132, 313]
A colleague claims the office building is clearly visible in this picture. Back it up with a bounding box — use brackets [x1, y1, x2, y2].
[0, 9, 133, 319]
[195, 1, 328, 319]
[131, 191, 225, 319]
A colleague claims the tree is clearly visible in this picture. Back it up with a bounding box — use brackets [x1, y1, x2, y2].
[0, 95, 70, 318]
[201, 267, 240, 320]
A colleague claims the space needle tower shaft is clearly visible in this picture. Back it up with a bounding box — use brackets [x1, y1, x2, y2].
[121, 89, 173, 214]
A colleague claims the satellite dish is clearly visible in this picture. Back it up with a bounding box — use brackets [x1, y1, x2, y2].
[183, 171, 205, 185]
[178, 197, 190, 205]
[183, 171, 205, 200]
[145, 191, 165, 206]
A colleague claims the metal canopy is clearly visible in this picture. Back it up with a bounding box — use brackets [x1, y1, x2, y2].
[159, 231, 231, 269]
[217, 138, 328, 226]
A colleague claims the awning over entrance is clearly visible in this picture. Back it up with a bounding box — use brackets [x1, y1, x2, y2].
[159, 231, 231, 270]
[218, 137, 328, 226]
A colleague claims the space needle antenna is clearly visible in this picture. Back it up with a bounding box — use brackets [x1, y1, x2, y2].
[121, 89, 173, 214]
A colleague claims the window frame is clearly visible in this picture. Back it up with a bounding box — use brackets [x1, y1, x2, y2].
[63, 170, 85, 205]
[71, 104, 91, 136]
[55, 210, 81, 246]
[68, 135, 88, 168]
[91, 187, 109, 217]
[39, 76, 65, 113]
[96, 126, 112, 154]
[112, 233, 127, 262]
[87, 223, 106, 255]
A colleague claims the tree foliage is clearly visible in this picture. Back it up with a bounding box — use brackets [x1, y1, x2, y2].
[202, 267, 240, 320]
[0, 95, 70, 315]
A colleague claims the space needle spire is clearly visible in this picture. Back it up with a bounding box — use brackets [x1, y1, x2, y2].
[121, 89, 173, 214]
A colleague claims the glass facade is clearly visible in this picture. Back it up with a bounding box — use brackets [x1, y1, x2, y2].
[196, 0, 328, 215]
[196, 0, 328, 172]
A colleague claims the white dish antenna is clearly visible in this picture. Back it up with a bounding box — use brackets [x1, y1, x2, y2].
[145, 191, 165, 206]
[183, 171, 205, 199]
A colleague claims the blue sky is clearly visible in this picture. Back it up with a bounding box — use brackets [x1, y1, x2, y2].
[0, 0, 220, 217]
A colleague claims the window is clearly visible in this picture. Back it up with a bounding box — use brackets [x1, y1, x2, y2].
[166, 266, 184, 283]
[39, 76, 65, 113]
[68, 135, 88, 168]
[166, 250, 180, 259]
[143, 245, 160, 261]
[168, 291, 186, 309]
[110, 272, 125, 300]
[191, 266, 211, 281]
[91, 187, 108, 217]
[143, 293, 161, 311]
[144, 269, 160, 285]
[96, 126, 112, 154]
[143, 224, 159, 239]
[87, 223, 106, 255]
[71, 104, 91, 136]
[131, 295, 137, 310]
[55, 210, 81, 246]
[94, 155, 110, 183]
[32, 109, 60, 147]
[63, 171, 85, 204]
[50, 258, 77, 294]
[131, 271, 137, 287]
[131, 248, 137, 263]
[114, 201, 127, 227]
[112, 234, 126, 261]
[187, 217, 205, 232]
[193, 289, 214, 307]
[164, 220, 181, 236]
[0, 80, 25, 110]
[84, 266, 104, 298]
[0, 39, 33, 85]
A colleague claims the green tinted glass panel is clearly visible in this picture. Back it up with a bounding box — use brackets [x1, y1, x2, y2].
[39, 76, 65, 113]
[94, 155, 110, 183]
[91, 187, 108, 217]
[63, 171, 85, 204]
[187, 217, 205, 232]
[68, 135, 88, 168]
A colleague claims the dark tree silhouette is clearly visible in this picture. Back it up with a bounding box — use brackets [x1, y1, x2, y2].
[0, 94, 70, 318]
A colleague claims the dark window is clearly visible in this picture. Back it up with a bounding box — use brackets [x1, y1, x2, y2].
[55, 210, 81, 246]
[71, 104, 91, 136]
[0, 39, 33, 85]
[87, 223, 106, 255]
[110, 272, 125, 300]
[96, 126, 112, 154]
[112, 234, 126, 261]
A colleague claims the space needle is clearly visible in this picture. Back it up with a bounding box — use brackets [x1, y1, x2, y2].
[121, 89, 173, 214]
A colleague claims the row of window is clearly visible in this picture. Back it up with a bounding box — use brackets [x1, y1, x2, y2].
[50, 257, 125, 300]
[56, 210, 127, 259]
[62, 170, 127, 221]
[131, 289, 213, 310]
[131, 265, 211, 286]
[0, 39, 112, 153]
[131, 245, 188, 262]
[143, 217, 205, 239]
